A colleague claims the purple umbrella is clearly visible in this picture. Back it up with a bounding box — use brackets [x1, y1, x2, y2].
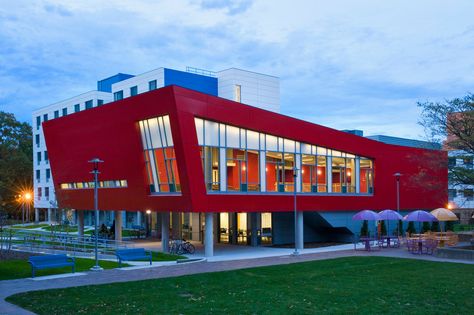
[403, 210, 438, 234]
[403, 210, 438, 222]
[379, 209, 404, 236]
[352, 210, 381, 221]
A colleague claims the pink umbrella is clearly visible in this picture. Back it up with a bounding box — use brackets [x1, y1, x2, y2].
[378, 209, 403, 236]
[403, 210, 438, 234]
[352, 210, 381, 221]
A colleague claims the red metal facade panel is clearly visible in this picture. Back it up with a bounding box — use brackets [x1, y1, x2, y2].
[43, 86, 448, 213]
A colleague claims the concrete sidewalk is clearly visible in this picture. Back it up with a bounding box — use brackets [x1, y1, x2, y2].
[1, 246, 472, 315]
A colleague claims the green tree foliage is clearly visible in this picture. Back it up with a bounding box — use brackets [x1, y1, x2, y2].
[380, 220, 387, 236]
[406, 221, 416, 235]
[422, 221, 431, 233]
[0, 112, 32, 215]
[360, 220, 369, 237]
[418, 94, 474, 186]
[431, 221, 440, 232]
[445, 221, 454, 231]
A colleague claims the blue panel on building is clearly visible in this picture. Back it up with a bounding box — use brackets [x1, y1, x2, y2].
[164, 68, 218, 96]
[97, 73, 135, 92]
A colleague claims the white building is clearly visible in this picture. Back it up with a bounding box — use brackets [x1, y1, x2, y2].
[32, 66, 280, 225]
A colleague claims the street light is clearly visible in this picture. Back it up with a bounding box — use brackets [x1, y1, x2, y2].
[89, 158, 104, 271]
[394, 172, 402, 236]
[293, 166, 299, 256]
[146, 210, 151, 237]
[25, 193, 31, 223]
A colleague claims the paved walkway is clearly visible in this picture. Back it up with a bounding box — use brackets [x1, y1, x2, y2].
[1, 245, 472, 315]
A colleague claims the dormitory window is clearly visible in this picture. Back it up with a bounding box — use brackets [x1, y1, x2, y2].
[74, 104, 80, 112]
[46, 169, 51, 182]
[44, 151, 48, 163]
[85, 100, 93, 109]
[45, 187, 49, 201]
[54, 110, 59, 119]
[37, 187, 42, 200]
[37, 152, 41, 165]
[35, 134, 40, 147]
[448, 189, 457, 200]
[36, 170, 40, 182]
[36, 116, 41, 130]
[234, 85, 241, 102]
[97, 99, 104, 106]
[114, 91, 123, 101]
[43, 114, 48, 122]
[149, 80, 157, 91]
[62, 108, 67, 116]
[130, 86, 138, 96]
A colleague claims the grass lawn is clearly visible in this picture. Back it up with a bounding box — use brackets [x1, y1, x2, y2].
[8, 224, 49, 229]
[0, 257, 126, 280]
[42, 226, 79, 233]
[6, 256, 474, 314]
[133, 251, 185, 262]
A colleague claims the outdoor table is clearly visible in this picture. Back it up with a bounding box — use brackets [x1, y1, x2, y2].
[435, 236, 450, 247]
[380, 235, 396, 248]
[360, 236, 376, 251]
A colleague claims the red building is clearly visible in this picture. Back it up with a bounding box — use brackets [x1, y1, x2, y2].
[43, 86, 447, 256]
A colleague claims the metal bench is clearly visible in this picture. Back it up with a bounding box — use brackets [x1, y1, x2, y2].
[115, 248, 152, 267]
[28, 254, 75, 278]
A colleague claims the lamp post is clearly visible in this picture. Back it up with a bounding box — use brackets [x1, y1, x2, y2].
[146, 209, 151, 237]
[394, 172, 401, 236]
[89, 158, 104, 271]
[24, 193, 32, 223]
[293, 166, 299, 255]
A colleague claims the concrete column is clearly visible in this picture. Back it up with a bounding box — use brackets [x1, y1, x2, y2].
[78, 210, 84, 237]
[35, 208, 40, 222]
[296, 211, 304, 251]
[250, 212, 259, 247]
[205, 212, 214, 257]
[171, 212, 181, 239]
[115, 210, 123, 241]
[161, 212, 170, 253]
[47, 208, 52, 223]
[136, 211, 142, 226]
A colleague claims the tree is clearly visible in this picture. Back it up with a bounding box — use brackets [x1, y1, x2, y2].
[0, 111, 32, 217]
[418, 94, 474, 187]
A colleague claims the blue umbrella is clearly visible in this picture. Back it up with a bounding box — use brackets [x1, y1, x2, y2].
[403, 210, 438, 234]
[353, 210, 381, 238]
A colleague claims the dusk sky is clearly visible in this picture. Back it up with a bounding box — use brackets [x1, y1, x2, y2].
[1, 0, 473, 139]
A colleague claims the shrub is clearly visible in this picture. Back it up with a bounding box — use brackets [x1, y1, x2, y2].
[422, 222, 431, 233]
[360, 220, 369, 237]
[406, 222, 416, 235]
[431, 221, 440, 232]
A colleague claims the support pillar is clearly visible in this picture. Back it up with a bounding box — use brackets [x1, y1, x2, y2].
[296, 211, 304, 251]
[205, 212, 214, 257]
[250, 212, 258, 247]
[136, 211, 142, 226]
[35, 208, 40, 222]
[115, 210, 123, 241]
[47, 208, 52, 223]
[161, 212, 170, 253]
[78, 210, 84, 237]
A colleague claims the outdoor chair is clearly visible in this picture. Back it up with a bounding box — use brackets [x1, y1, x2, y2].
[423, 239, 438, 255]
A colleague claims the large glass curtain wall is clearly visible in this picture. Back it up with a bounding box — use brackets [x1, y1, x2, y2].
[195, 117, 374, 194]
[139, 115, 181, 193]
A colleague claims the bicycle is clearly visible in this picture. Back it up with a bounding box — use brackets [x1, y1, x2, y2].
[169, 239, 195, 255]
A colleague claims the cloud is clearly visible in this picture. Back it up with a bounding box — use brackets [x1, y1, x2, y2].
[0, 0, 473, 140]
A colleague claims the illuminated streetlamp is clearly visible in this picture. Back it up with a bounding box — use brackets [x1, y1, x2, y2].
[146, 210, 151, 237]
[89, 158, 104, 271]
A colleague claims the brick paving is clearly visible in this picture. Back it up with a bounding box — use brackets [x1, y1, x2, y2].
[1, 247, 472, 315]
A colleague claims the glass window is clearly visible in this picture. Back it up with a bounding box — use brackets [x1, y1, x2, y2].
[149, 80, 157, 91]
[62, 108, 67, 116]
[331, 156, 346, 193]
[37, 152, 41, 165]
[227, 149, 246, 191]
[44, 151, 48, 163]
[266, 152, 294, 192]
[204, 120, 219, 146]
[54, 110, 59, 119]
[317, 155, 327, 192]
[226, 125, 240, 148]
[359, 158, 374, 194]
[37, 187, 42, 199]
[301, 154, 317, 193]
[46, 169, 51, 182]
[130, 86, 138, 96]
[35, 134, 40, 147]
[114, 91, 123, 101]
[45, 187, 49, 200]
[43, 114, 48, 122]
[97, 99, 104, 106]
[448, 189, 457, 200]
[195, 118, 204, 145]
[201, 146, 220, 191]
[247, 130, 259, 150]
[234, 84, 241, 102]
[36, 170, 40, 182]
[85, 100, 93, 109]
[74, 104, 80, 112]
[36, 116, 41, 130]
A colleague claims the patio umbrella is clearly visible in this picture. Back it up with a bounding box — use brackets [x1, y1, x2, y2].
[430, 208, 458, 221]
[403, 210, 438, 234]
[378, 209, 403, 236]
[430, 208, 458, 234]
[352, 210, 381, 238]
